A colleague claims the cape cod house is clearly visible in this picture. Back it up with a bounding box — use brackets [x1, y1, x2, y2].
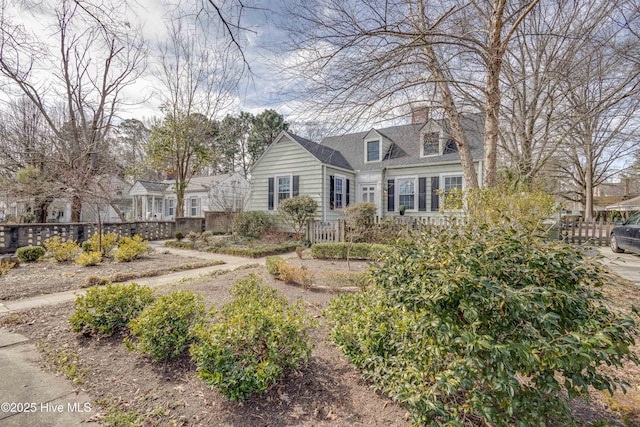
[246, 113, 484, 220]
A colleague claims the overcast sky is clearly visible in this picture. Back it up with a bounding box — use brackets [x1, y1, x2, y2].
[6, 0, 299, 122]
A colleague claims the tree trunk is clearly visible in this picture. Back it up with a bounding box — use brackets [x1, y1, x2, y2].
[175, 184, 185, 218]
[584, 156, 594, 222]
[422, 46, 479, 189]
[483, 0, 507, 188]
[71, 193, 82, 222]
[109, 201, 127, 222]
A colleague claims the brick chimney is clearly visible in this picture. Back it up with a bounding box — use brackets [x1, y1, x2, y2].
[411, 106, 429, 124]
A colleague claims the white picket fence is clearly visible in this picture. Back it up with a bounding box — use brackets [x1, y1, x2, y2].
[306, 215, 465, 244]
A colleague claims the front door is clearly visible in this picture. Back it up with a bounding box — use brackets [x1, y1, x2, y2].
[360, 184, 376, 205]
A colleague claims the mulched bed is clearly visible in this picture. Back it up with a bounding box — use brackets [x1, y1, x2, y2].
[0, 255, 635, 426]
[0, 253, 224, 301]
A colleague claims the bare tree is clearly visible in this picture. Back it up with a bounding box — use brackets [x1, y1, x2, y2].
[280, 0, 540, 188]
[552, 34, 640, 220]
[0, 0, 147, 221]
[0, 98, 61, 222]
[150, 13, 240, 217]
[499, 0, 640, 194]
[207, 177, 249, 232]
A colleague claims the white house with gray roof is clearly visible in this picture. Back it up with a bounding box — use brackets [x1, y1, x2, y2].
[129, 172, 249, 220]
[246, 113, 484, 221]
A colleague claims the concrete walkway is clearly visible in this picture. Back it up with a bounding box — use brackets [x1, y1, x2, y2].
[0, 241, 290, 426]
[0, 240, 276, 315]
[0, 330, 99, 426]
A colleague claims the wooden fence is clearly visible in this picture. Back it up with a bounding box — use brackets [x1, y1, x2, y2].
[558, 218, 614, 246]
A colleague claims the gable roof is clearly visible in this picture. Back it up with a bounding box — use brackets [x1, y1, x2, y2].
[136, 180, 169, 193]
[320, 114, 484, 171]
[286, 132, 353, 170]
[163, 173, 247, 193]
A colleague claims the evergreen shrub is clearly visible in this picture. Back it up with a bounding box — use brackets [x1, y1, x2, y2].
[327, 225, 639, 425]
[191, 275, 315, 401]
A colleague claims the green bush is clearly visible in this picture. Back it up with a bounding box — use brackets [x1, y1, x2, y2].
[277, 195, 318, 236]
[443, 186, 557, 234]
[82, 232, 119, 256]
[190, 275, 315, 402]
[326, 225, 639, 425]
[232, 211, 274, 238]
[114, 235, 150, 262]
[16, 245, 45, 262]
[69, 282, 156, 336]
[175, 231, 184, 241]
[126, 290, 206, 361]
[310, 242, 389, 260]
[76, 251, 103, 267]
[43, 236, 80, 262]
[207, 242, 301, 258]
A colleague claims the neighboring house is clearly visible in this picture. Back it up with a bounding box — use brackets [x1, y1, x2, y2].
[129, 172, 249, 220]
[247, 113, 484, 220]
[4, 175, 132, 223]
[80, 175, 133, 223]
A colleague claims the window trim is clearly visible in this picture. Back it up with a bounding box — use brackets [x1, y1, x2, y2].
[440, 174, 464, 211]
[364, 138, 382, 163]
[396, 176, 418, 212]
[275, 174, 293, 208]
[421, 131, 442, 157]
[442, 174, 464, 193]
[189, 196, 200, 217]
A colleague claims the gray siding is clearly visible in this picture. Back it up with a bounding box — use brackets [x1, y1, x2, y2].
[247, 134, 323, 217]
[383, 161, 482, 217]
[323, 167, 356, 221]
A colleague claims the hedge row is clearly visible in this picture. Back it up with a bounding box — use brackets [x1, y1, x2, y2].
[310, 242, 390, 260]
[165, 240, 302, 258]
[206, 242, 301, 258]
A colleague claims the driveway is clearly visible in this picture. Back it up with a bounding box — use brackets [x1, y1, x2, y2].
[596, 247, 640, 286]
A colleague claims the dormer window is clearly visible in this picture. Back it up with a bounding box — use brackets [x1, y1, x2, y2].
[422, 132, 440, 156]
[366, 140, 380, 162]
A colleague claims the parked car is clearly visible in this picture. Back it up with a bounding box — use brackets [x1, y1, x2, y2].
[610, 211, 640, 254]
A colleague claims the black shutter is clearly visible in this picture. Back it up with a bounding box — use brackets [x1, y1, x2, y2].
[430, 176, 440, 211]
[419, 177, 427, 211]
[346, 178, 351, 206]
[293, 175, 299, 196]
[387, 179, 395, 212]
[268, 177, 274, 210]
[329, 175, 335, 210]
